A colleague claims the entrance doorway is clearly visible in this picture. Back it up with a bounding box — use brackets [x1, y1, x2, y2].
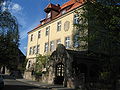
[54, 63, 64, 84]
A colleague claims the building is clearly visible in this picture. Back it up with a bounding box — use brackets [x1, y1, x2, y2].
[48, 44, 100, 88]
[24, 0, 120, 89]
[24, 0, 85, 80]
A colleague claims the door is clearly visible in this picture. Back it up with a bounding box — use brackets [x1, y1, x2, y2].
[54, 63, 64, 84]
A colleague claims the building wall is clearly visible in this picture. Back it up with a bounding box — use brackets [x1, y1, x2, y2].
[25, 2, 84, 80]
[27, 11, 75, 59]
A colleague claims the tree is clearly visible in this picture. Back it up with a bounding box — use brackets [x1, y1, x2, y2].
[0, 0, 20, 71]
[73, 0, 120, 89]
[35, 54, 49, 73]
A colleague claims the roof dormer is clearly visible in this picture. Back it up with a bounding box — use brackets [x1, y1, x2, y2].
[44, 3, 60, 12]
[44, 3, 60, 19]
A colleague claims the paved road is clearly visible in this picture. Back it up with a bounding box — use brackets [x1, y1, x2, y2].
[2, 75, 50, 90]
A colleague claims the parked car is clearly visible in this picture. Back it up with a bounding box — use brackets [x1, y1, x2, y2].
[0, 75, 4, 89]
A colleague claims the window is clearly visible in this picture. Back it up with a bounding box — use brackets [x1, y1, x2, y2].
[46, 26, 50, 36]
[56, 39, 61, 48]
[44, 42, 49, 52]
[56, 63, 64, 76]
[28, 61, 31, 68]
[65, 36, 70, 48]
[74, 35, 79, 48]
[74, 14, 79, 24]
[50, 41, 54, 51]
[57, 21, 61, 31]
[29, 47, 32, 55]
[36, 45, 40, 54]
[30, 34, 33, 41]
[38, 31, 41, 38]
[56, 39, 61, 45]
[33, 46, 36, 54]
[61, 10, 66, 15]
[47, 12, 51, 18]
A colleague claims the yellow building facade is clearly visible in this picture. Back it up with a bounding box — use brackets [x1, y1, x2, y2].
[24, 0, 85, 80]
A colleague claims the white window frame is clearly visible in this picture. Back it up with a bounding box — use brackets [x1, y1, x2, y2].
[57, 21, 61, 31]
[47, 12, 51, 18]
[61, 10, 66, 15]
[46, 26, 50, 36]
[36, 45, 40, 54]
[33, 46, 36, 54]
[74, 34, 80, 48]
[44, 42, 49, 52]
[74, 14, 79, 24]
[50, 41, 54, 51]
[65, 36, 70, 49]
[56, 39, 61, 45]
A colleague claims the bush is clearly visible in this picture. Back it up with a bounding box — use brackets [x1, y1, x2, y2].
[34, 71, 42, 76]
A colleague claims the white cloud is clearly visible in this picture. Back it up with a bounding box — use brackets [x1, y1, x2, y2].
[11, 3, 22, 12]
[8, 2, 23, 13]
[2, 1, 22, 13]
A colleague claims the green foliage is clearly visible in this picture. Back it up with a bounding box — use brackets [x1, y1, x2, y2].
[18, 59, 28, 72]
[73, 0, 120, 89]
[0, 1, 20, 70]
[34, 71, 42, 76]
[100, 71, 110, 80]
[73, 1, 120, 54]
[35, 54, 49, 73]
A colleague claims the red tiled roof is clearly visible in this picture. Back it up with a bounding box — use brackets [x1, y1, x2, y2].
[34, 24, 42, 30]
[60, 0, 84, 10]
[28, 0, 84, 33]
[28, 24, 42, 33]
[60, 0, 75, 10]
[67, 1, 83, 12]
[44, 3, 60, 12]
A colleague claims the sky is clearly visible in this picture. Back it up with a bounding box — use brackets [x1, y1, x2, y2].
[3, 0, 69, 55]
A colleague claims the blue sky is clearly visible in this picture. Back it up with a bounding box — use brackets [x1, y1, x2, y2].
[5, 0, 69, 55]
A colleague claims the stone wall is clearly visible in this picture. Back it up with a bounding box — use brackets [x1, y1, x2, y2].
[24, 71, 35, 80]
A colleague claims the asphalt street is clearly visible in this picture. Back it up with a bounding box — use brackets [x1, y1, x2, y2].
[2, 75, 50, 90]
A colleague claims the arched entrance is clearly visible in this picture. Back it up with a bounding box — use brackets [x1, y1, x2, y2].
[54, 63, 64, 84]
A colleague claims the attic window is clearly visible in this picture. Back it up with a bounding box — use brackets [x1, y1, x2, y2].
[47, 12, 51, 18]
[61, 10, 66, 15]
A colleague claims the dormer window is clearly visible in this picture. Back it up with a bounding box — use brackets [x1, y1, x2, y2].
[47, 12, 51, 18]
[61, 10, 66, 15]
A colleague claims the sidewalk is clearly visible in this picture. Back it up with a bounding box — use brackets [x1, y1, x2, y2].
[16, 79, 75, 90]
[16, 79, 64, 89]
